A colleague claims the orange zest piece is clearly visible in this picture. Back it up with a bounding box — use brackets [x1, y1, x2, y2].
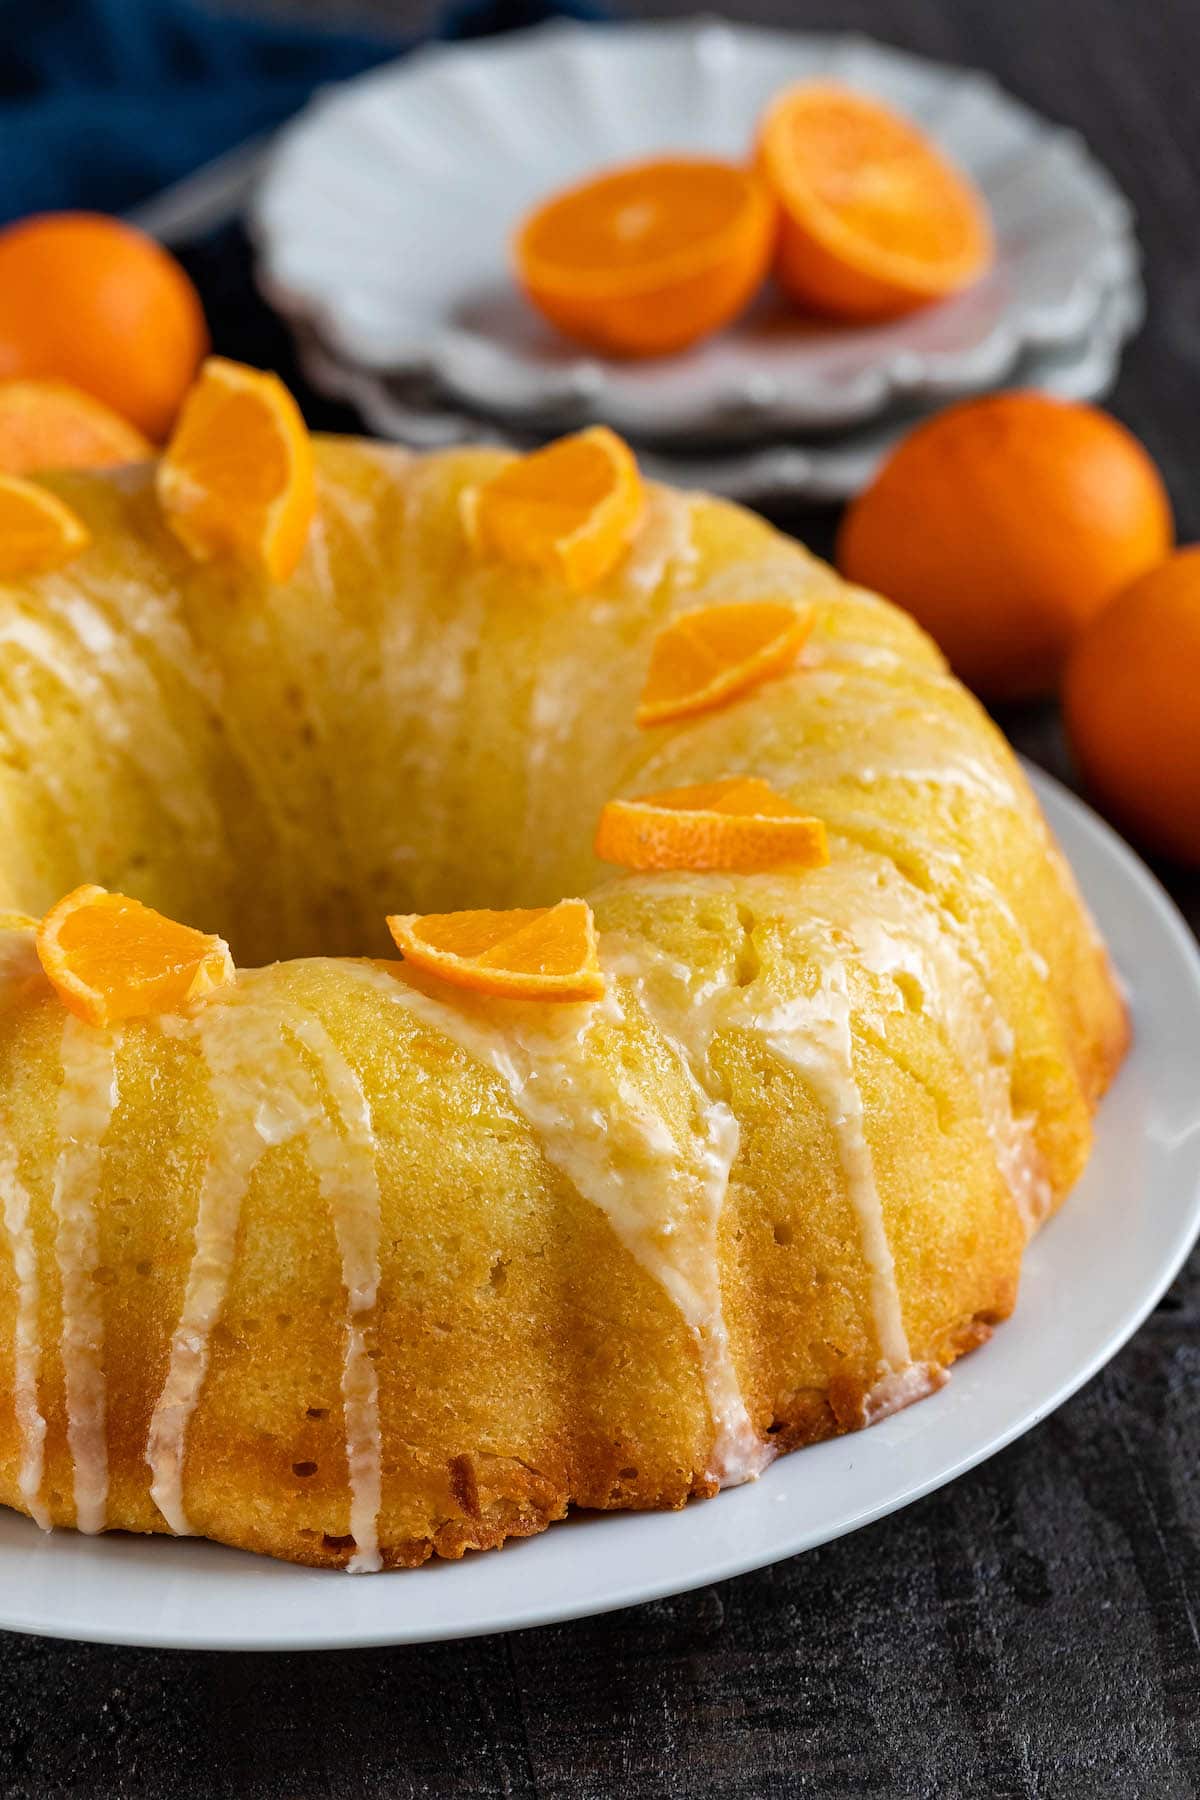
[156, 356, 316, 582]
[0, 474, 89, 578]
[386, 899, 605, 1002]
[37, 884, 234, 1027]
[513, 156, 777, 356]
[462, 426, 643, 591]
[638, 600, 815, 727]
[0, 380, 151, 475]
[595, 778, 828, 873]
[755, 82, 993, 321]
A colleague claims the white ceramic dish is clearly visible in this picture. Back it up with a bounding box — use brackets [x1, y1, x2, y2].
[0, 769, 1196, 1652]
[252, 19, 1138, 445]
[295, 273, 1142, 505]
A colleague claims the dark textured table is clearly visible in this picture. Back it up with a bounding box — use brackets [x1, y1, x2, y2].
[2, 2, 1199, 1795]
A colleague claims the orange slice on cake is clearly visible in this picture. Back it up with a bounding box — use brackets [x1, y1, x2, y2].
[157, 356, 316, 582]
[638, 600, 815, 727]
[37, 885, 234, 1026]
[756, 82, 993, 320]
[0, 380, 151, 475]
[462, 427, 643, 591]
[595, 778, 828, 873]
[0, 473, 90, 577]
[513, 156, 777, 356]
[386, 899, 605, 1002]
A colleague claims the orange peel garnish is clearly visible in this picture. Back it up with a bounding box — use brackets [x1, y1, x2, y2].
[638, 600, 815, 727]
[156, 356, 316, 582]
[0, 473, 89, 578]
[461, 426, 643, 592]
[37, 884, 234, 1026]
[595, 778, 828, 873]
[386, 898, 605, 1002]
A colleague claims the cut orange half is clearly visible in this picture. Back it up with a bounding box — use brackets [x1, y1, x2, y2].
[386, 899, 605, 1002]
[462, 426, 643, 592]
[595, 777, 828, 873]
[756, 82, 993, 320]
[157, 356, 316, 582]
[0, 473, 89, 578]
[0, 380, 151, 475]
[37, 884, 234, 1026]
[513, 156, 777, 356]
[638, 599, 815, 727]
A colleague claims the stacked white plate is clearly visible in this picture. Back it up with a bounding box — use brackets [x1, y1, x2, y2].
[252, 18, 1143, 502]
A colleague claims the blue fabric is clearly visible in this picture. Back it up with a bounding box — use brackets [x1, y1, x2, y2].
[0, 0, 603, 225]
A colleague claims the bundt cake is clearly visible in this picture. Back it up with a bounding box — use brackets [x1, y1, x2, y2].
[0, 376, 1127, 1570]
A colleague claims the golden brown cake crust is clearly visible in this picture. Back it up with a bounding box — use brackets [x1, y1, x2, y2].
[0, 443, 1128, 1569]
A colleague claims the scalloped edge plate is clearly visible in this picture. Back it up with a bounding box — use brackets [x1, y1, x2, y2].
[0, 768, 1196, 1650]
[252, 18, 1139, 445]
[293, 272, 1142, 504]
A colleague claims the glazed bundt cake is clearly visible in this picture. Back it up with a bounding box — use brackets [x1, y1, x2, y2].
[0, 375, 1127, 1570]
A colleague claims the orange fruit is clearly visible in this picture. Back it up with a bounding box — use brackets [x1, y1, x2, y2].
[837, 393, 1173, 701]
[0, 213, 208, 440]
[37, 885, 234, 1027]
[386, 899, 604, 1002]
[638, 600, 815, 727]
[594, 778, 828, 873]
[755, 82, 993, 320]
[157, 357, 316, 583]
[1064, 548, 1200, 866]
[513, 157, 777, 356]
[0, 380, 151, 475]
[0, 474, 89, 578]
[462, 426, 643, 591]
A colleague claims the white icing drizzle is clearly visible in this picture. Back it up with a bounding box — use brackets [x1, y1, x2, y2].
[284, 1010, 383, 1575]
[149, 992, 385, 1566]
[338, 958, 769, 1488]
[146, 996, 302, 1534]
[51, 1016, 120, 1534]
[620, 485, 698, 598]
[0, 1132, 48, 1528]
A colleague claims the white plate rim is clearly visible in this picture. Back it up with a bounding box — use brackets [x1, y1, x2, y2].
[0, 767, 1196, 1652]
[250, 16, 1140, 443]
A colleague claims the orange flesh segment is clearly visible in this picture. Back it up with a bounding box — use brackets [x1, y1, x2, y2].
[0, 380, 151, 475]
[0, 473, 90, 577]
[757, 82, 992, 317]
[37, 884, 234, 1027]
[638, 600, 815, 727]
[463, 427, 643, 591]
[157, 356, 316, 582]
[386, 899, 605, 1002]
[595, 778, 829, 873]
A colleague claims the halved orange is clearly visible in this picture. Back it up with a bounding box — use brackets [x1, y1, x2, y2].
[755, 82, 993, 320]
[37, 884, 234, 1026]
[514, 156, 777, 356]
[462, 426, 643, 591]
[386, 899, 605, 1002]
[156, 357, 316, 582]
[638, 599, 815, 727]
[0, 380, 151, 475]
[0, 473, 89, 578]
[595, 777, 828, 873]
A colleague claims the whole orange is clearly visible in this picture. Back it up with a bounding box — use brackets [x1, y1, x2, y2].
[1064, 548, 1200, 865]
[836, 393, 1173, 700]
[0, 213, 208, 441]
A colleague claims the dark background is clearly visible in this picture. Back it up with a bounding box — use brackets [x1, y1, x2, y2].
[2, 2, 1199, 1796]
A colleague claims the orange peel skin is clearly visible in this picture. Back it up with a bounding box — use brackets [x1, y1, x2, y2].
[36, 884, 235, 1027]
[595, 778, 829, 874]
[637, 600, 815, 728]
[386, 899, 606, 1002]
